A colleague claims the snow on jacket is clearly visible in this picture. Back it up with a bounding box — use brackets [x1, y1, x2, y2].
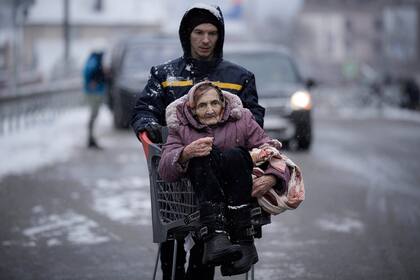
[130, 3, 265, 135]
[158, 85, 289, 185]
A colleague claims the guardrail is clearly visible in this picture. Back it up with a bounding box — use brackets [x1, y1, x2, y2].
[0, 79, 83, 136]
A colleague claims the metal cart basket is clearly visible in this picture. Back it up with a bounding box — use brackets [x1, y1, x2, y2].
[139, 130, 271, 280]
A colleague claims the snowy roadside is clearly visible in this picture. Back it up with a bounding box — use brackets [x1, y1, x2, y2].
[0, 106, 151, 248]
[0, 106, 113, 181]
[315, 104, 420, 124]
[313, 86, 420, 123]
[1, 88, 419, 252]
[2, 94, 420, 181]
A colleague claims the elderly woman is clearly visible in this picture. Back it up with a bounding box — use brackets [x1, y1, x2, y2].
[158, 81, 290, 276]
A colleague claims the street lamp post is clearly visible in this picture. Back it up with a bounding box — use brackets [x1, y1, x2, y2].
[11, 0, 34, 96]
[63, 0, 70, 74]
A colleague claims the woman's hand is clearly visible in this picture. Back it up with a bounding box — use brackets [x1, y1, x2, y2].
[251, 175, 277, 198]
[179, 137, 213, 163]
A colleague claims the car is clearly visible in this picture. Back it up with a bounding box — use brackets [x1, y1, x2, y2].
[224, 44, 315, 150]
[106, 35, 181, 129]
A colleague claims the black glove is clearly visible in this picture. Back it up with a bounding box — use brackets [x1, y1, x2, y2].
[144, 122, 163, 143]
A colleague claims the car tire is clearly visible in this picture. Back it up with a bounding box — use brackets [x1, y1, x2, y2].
[296, 126, 312, 151]
[297, 135, 311, 150]
[286, 138, 299, 151]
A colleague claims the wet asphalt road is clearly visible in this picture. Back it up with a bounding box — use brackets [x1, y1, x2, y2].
[1, 111, 420, 280]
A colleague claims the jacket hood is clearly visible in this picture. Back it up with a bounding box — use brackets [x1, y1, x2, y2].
[166, 83, 243, 130]
[179, 3, 225, 60]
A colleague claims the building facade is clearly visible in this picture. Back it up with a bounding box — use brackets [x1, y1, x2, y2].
[295, 0, 420, 83]
[23, 0, 165, 80]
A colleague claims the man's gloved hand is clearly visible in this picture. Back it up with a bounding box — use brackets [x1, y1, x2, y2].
[144, 122, 163, 143]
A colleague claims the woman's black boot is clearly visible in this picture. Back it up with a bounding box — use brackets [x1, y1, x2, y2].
[199, 202, 242, 265]
[221, 204, 259, 276]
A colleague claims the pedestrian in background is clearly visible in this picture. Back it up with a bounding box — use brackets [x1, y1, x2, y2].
[83, 50, 107, 149]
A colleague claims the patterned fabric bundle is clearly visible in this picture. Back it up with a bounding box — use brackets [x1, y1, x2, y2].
[251, 146, 305, 215]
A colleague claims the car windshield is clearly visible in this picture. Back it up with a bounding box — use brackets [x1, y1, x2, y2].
[225, 51, 301, 86]
[122, 42, 180, 76]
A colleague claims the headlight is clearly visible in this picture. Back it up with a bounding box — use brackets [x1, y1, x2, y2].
[290, 90, 312, 110]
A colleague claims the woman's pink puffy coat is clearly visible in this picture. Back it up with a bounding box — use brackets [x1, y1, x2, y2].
[158, 87, 289, 184]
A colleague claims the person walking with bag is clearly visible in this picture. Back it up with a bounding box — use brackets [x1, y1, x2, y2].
[83, 50, 107, 149]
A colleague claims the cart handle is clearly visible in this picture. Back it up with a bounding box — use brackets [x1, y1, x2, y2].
[139, 131, 153, 158]
[139, 131, 152, 144]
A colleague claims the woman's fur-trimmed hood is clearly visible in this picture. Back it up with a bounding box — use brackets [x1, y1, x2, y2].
[166, 84, 244, 130]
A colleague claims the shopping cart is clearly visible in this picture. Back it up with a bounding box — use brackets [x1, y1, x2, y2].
[139, 129, 271, 280]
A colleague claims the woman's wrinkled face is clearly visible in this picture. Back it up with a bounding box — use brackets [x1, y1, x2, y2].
[194, 89, 223, 125]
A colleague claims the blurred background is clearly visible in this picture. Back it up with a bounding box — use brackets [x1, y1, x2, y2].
[1, 0, 419, 88]
[1, 0, 419, 135]
[1, 1, 420, 279]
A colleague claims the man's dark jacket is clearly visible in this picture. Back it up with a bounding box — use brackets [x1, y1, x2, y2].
[130, 4, 265, 135]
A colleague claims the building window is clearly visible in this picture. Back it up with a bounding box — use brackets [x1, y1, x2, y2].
[345, 18, 352, 33]
[345, 38, 353, 53]
[374, 17, 383, 32]
[372, 39, 382, 54]
[93, 0, 103, 12]
[0, 46, 6, 69]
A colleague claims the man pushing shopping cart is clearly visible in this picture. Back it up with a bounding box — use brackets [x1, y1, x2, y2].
[131, 4, 304, 280]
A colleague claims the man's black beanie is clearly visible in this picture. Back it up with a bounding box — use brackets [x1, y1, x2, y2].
[186, 8, 220, 35]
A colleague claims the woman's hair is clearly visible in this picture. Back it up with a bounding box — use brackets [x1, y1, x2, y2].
[191, 82, 225, 108]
